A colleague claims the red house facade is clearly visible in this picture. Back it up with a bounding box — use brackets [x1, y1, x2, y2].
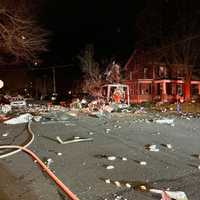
[124, 50, 200, 103]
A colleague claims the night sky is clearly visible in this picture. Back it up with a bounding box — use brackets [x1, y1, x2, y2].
[41, 1, 145, 65]
[1, 1, 156, 94]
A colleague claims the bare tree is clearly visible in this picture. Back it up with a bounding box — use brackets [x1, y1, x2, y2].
[105, 61, 121, 83]
[78, 45, 102, 96]
[0, 1, 48, 64]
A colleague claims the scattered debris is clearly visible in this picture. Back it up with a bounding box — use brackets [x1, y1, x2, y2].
[88, 131, 94, 135]
[4, 113, 33, 124]
[105, 179, 111, 184]
[140, 161, 147, 165]
[155, 118, 174, 125]
[57, 152, 62, 156]
[150, 189, 189, 200]
[45, 158, 54, 168]
[121, 157, 128, 161]
[105, 165, 115, 170]
[162, 144, 173, 149]
[1, 104, 12, 113]
[33, 116, 42, 122]
[56, 136, 93, 144]
[107, 156, 117, 161]
[2, 132, 9, 137]
[145, 144, 160, 152]
[101, 178, 151, 192]
[114, 181, 121, 187]
[125, 183, 131, 188]
[105, 128, 111, 134]
[139, 185, 147, 191]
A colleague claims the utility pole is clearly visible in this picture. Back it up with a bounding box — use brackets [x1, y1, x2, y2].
[52, 67, 56, 94]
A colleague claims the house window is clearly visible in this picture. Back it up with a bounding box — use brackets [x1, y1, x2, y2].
[166, 83, 172, 95]
[157, 83, 161, 95]
[144, 67, 148, 78]
[191, 84, 198, 96]
[130, 85, 134, 95]
[130, 72, 133, 80]
[177, 69, 183, 78]
[176, 84, 183, 96]
[159, 66, 164, 77]
[139, 83, 152, 95]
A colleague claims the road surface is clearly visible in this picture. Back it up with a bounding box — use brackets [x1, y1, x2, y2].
[0, 112, 200, 200]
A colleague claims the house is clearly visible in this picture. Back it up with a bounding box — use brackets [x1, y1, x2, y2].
[123, 50, 200, 103]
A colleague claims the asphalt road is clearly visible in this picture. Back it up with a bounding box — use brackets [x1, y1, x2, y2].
[0, 112, 200, 200]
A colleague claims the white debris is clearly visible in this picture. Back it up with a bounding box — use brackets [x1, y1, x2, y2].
[57, 152, 62, 156]
[81, 98, 87, 104]
[140, 161, 147, 165]
[166, 191, 188, 200]
[46, 158, 53, 168]
[105, 128, 111, 134]
[106, 165, 115, 170]
[114, 195, 124, 200]
[166, 144, 172, 149]
[33, 116, 42, 122]
[105, 179, 111, 184]
[198, 165, 200, 170]
[121, 157, 128, 161]
[1, 104, 12, 113]
[171, 123, 175, 127]
[56, 136, 93, 144]
[140, 185, 147, 191]
[149, 145, 160, 152]
[125, 183, 131, 188]
[155, 118, 174, 125]
[114, 181, 121, 187]
[107, 156, 116, 161]
[4, 113, 33, 124]
[150, 189, 189, 200]
[2, 132, 9, 137]
[88, 132, 94, 135]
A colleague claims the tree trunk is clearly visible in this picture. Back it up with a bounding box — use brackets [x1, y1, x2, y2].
[183, 80, 191, 102]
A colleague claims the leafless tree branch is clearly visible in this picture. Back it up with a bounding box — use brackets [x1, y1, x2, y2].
[0, 2, 48, 64]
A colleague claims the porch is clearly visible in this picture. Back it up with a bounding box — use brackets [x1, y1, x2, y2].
[124, 79, 200, 103]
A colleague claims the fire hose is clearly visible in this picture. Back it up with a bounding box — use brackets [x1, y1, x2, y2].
[0, 121, 80, 200]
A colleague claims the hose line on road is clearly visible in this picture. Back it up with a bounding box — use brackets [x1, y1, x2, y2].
[0, 145, 80, 200]
[0, 120, 35, 159]
[0, 121, 80, 200]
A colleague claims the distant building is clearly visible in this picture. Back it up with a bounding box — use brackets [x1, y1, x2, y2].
[124, 50, 200, 103]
